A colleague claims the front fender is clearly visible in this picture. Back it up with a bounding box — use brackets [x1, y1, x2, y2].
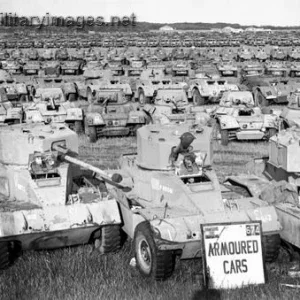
[63, 82, 77, 95]
[66, 108, 83, 121]
[85, 112, 104, 126]
[218, 115, 239, 130]
[255, 86, 277, 99]
[15, 83, 28, 94]
[263, 114, 279, 129]
[138, 85, 155, 97]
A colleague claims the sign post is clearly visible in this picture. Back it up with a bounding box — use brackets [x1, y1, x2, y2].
[201, 221, 265, 289]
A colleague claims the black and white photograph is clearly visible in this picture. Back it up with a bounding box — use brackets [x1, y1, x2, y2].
[0, 0, 300, 299]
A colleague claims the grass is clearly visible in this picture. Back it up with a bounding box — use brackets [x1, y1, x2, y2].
[1, 134, 300, 300]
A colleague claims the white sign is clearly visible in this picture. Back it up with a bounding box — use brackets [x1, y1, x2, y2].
[201, 222, 265, 289]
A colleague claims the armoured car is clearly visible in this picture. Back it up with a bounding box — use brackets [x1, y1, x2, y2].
[213, 91, 279, 145]
[0, 123, 122, 269]
[84, 87, 148, 142]
[107, 124, 282, 280]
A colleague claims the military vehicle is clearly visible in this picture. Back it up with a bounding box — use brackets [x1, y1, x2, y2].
[254, 48, 269, 62]
[270, 47, 287, 60]
[26, 48, 39, 61]
[1, 60, 23, 75]
[217, 60, 238, 78]
[288, 48, 300, 61]
[85, 86, 148, 142]
[188, 76, 239, 105]
[213, 91, 279, 145]
[220, 48, 237, 61]
[0, 87, 24, 124]
[280, 89, 300, 128]
[236, 48, 254, 62]
[169, 61, 191, 77]
[125, 58, 145, 78]
[55, 48, 69, 61]
[10, 48, 23, 61]
[106, 123, 281, 280]
[23, 61, 41, 76]
[41, 61, 61, 76]
[265, 62, 288, 77]
[224, 127, 300, 255]
[0, 70, 31, 103]
[241, 63, 264, 79]
[289, 62, 300, 77]
[61, 61, 83, 76]
[135, 70, 187, 106]
[0, 49, 10, 64]
[39, 49, 54, 61]
[0, 123, 122, 269]
[252, 78, 300, 107]
[25, 80, 84, 132]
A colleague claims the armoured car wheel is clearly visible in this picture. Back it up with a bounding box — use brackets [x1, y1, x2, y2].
[130, 124, 143, 136]
[88, 127, 97, 143]
[220, 129, 229, 146]
[0, 241, 22, 270]
[267, 128, 277, 139]
[74, 121, 84, 134]
[138, 90, 147, 105]
[67, 93, 77, 102]
[134, 222, 175, 281]
[0, 242, 10, 270]
[94, 225, 121, 254]
[262, 234, 281, 262]
[192, 89, 205, 106]
[255, 90, 269, 107]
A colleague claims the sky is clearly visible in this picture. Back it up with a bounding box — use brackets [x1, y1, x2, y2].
[0, 0, 299, 26]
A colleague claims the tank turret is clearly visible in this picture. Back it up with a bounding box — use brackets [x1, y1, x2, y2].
[136, 123, 213, 170]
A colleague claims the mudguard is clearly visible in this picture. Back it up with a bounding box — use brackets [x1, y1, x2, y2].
[66, 108, 83, 121]
[218, 115, 239, 130]
[137, 85, 155, 98]
[255, 86, 277, 99]
[62, 82, 77, 95]
[85, 112, 104, 126]
[127, 111, 146, 124]
[25, 109, 44, 123]
[263, 114, 279, 129]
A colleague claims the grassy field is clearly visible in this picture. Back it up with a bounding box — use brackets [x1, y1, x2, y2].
[1, 135, 300, 300]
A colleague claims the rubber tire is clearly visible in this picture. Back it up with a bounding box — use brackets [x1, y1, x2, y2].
[74, 120, 84, 134]
[87, 88, 95, 104]
[134, 221, 175, 281]
[19, 94, 27, 103]
[0, 240, 22, 270]
[255, 90, 269, 107]
[192, 88, 205, 106]
[138, 90, 147, 105]
[262, 234, 281, 263]
[94, 225, 121, 254]
[88, 126, 97, 143]
[0, 242, 10, 270]
[67, 93, 77, 102]
[221, 129, 229, 146]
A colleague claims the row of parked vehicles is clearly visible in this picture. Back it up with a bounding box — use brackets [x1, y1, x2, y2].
[1, 32, 300, 48]
[2, 38, 300, 282]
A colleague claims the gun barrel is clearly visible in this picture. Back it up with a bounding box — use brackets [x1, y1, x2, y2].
[63, 154, 111, 180]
